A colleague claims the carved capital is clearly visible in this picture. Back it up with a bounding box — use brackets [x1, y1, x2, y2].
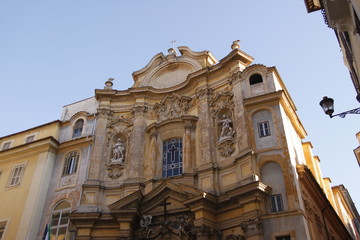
[225, 234, 245, 240]
[196, 88, 213, 100]
[184, 120, 195, 132]
[228, 71, 241, 85]
[149, 127, 158, 139]
[240, 218, 262, 238]
[97, 108, 114, 118]
[132, 106, 148, 117]
[195, 225, 212, 238]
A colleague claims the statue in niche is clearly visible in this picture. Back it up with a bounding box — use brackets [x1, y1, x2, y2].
[111, 138, 125, 163]
[219, 115, 235, 141]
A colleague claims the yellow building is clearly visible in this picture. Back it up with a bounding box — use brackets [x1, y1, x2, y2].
[0, 121, 60, 240]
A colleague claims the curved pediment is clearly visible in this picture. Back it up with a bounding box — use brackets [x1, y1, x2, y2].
[132, 46, 218, 89]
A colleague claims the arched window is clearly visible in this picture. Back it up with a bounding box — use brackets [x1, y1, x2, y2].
[72, 119, 84, 138]
[62, 151, 79, 175]
[50, 200, 71, 240]
[162, 138, 183, 178]
[249, 73, 263, 85]
[260, 162, 287, 213]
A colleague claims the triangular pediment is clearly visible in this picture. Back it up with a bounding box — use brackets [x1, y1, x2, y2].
[140, 181, 202, 215]
[108, 190, 143, 212]
[132, 46, 218, 89]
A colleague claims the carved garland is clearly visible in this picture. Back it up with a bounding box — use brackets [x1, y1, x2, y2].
[153, 94, 192, 121]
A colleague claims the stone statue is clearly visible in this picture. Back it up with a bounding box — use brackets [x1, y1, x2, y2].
[219, 115, 234, 140]
[111, 139, 125, 163]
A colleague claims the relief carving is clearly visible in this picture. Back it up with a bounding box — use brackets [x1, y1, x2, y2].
[210, 91, 235, 116]
[107, 115, 133, 138]
[138, 214, 195, 239]
[132, 106, 148, 117]
[228, 71, 241, 85]
[225, 234, 245, 240]
[210, 91, 237, 157]
[153, 94, 191, 121]
[240, 218, 262, 238]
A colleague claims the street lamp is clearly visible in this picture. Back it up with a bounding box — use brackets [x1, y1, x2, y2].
[319, 96, 360, 118]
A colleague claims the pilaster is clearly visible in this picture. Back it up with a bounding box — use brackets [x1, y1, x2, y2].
[196, 88, 216, 166]
[127, 106, 148, 180]
[87, 108, 113, 181]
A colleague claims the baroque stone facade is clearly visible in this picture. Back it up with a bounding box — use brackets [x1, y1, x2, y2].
[1, 43, 357, 240]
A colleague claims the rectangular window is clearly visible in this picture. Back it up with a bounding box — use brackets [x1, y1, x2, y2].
[62, 152, 79, 175]
[1, 142, 11, 151]
[258, 121, 271, 137]
[276, 236, 290, 240]
[25, 135, 35, 143]
[271, 194, 284, 213]
[162, 138, 183, 178]
[8, 164, 25, 187]
[0, 221, 7, 240]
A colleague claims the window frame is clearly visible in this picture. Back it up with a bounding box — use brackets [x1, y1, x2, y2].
[270, 194, 284, 213]
[62, 151, 80, 176]
[1, 142, 11, 151]
[0, 221, 7, 240]
[249, 73, 263, 85]
[275, 236, 291, 240]
[162, 138, 183, 178]
[7, 163, 26, 187]
[257, 121, 271, 138]
[25, 135, 35, 144]
[50, 200, 71, 240]
[72, 119, 84, 138]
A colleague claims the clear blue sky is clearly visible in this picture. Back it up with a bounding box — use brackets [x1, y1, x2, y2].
[1, 1, 359, 208]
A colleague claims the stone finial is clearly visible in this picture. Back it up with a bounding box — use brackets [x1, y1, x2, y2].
[168, 48, 177, 56]
[104, 78, 114, 90]
[231, 40, 240, 50]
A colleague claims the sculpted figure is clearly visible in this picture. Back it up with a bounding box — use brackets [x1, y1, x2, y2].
[111, 139, 125, 163]
[219, 115, 234, 140]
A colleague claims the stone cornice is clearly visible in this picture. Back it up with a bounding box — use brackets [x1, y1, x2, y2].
[0, 136, 59, 161]
[58, 135, 93, 150]
[296, 164, 354, 238]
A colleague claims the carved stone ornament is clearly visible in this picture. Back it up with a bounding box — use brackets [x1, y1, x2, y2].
[240, 218, 262, 238]
[107, 115, 133, 139]
[228, 71, 241, 85]
[153, 94, 192, 121]
[195, 88, 213, 99]
[225, 234, 245, 240]
[106, 162, 125, 179]
[210, 91, 235, 117]
[218, 138, 235, 157]
[132, 105, 148, 117]
[137, 214, 195, 239]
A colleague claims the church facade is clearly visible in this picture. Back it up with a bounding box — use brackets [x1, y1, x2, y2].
[1, 42, 359, 240]
[63, 42, 356, 239]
